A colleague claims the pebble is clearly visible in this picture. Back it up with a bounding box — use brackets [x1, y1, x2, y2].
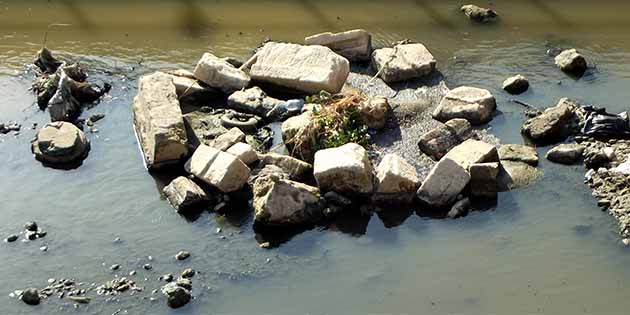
[40, 245, 48, 252]
[24, 221, 38, 232]
[622, 238, 630, 246]
[36, 230, 47, 238]
[175, 277, 193, 290]
[110, 264, 121, 271]
[47, 278, 55, 284]
[26, 231, 38, 240]
[129, 270, 137, 276]
[175, 251, 190, 261]
[143, 264, 152, 270]
[5, 234, 18, 242]
[113, 237, 122, 243]
[160, 273, 174, 282]
[216, 228, 222, 234]
[219, 235, 226, 240]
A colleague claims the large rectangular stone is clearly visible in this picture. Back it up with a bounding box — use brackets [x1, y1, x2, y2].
[184, 145, 250, 193]
[305, 29, 372, 62]
[193, 52, 251, 93]
[249, 42, 350, 94]
[416, 157, 470, 208]
[132, 72, 188, 169]
[442, 139, 498, 170]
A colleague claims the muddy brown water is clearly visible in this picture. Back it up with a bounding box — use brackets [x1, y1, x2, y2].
[2, 0, 630, 314]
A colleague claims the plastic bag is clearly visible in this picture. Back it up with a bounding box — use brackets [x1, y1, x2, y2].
[581, 106, 630, 138]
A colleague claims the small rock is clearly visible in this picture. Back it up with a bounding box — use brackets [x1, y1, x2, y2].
[498, 144, 539, 166]
[433, 86, 497, 125]
[160, 273, 174, 282]
[40, 245, 48, 252]
[417, 158, 471, 208]
[26, 231, 38, 240]
[162, 283, 191, 309]
[31, 121, 91, 165]
[181, 268, 196, 278]
[546, 143, 584, 164]
[555, 49, 587, 77]
[461, 4, 497, 22]
[259, 242, 271, 249]
[21, 288, 40, 305]
[469, 162, 500, 199]
[313, 143, 374, 195]
[163, 176, 209, 213]
[24, 221, 38, 232]
[110, 264, 121, 271]
[371, 43, 436, 83]
[129, 270, 137, 276]
[176, 277, 193, 290]
[622, 238, 630, 246]
[69, 296, 90, 304]
[447, 198, 471, 219]
[521, 98, 576, 144]
[502, 75, 529, 94]
[143, 264, 152, 271]
[5, 234, 18, 242]
[175, 251, 191, 261]
[443, 139, 499, 170]
[193, 52, 251, 93]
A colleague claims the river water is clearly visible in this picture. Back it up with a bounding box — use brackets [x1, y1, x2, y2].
[2, 0, 630, 314]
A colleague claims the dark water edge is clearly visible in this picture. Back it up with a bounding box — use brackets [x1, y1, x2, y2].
[2, 1, 630, 314]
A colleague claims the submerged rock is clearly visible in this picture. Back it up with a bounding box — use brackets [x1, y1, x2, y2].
[461, 4, 497, 22]
[521, 98, 576, 144]
[132, 72, 189, 169]
[185, 145, 250, 193]
[371, 43, 436, 83]
[249, 42, 349, 94]
[546, 143, 584, 164]
[313, 143, 374, 195]
[443, 139, 498, 170]
[498, 160, 543, 190]
[31, 121, 90, 165]
[498, 144, 539, 166]
[175, 251, 190, 261]
[447, 198, 471, 219]
[253, 173, 324, 225]
[418, 118, 471, 160]
[193, 52, 251, 93]
[163, 177, 209, 213]
[555, 49, 587, 76]
[374, 154, 420, 204]
[433, 86, 496, 125]
[34, 47, 62, 74]
[502, 75, 529, 94]
[305, 29, 372, 62]
[162, 282, 191, 309]
[469, 162, 500, 198]
[417, 157, 470, 208]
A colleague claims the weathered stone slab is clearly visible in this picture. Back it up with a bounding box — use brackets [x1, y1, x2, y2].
[31, 121, 90, 165]
[305, 29, 372, 62]
[371, 43, 436, 83]
[546, 143, 584, 164]
[498, 144, 539, 166]
[193, 52, 250, 93]
[522, 98, 576, 144]
[226, 142, 259, 165]
[184, 145, 250, 193]
[163, 176, 209, 213]
[417, 158, 470, 208]
[253, 174, 324, 225]
[418, 118, 471, 160]
[374, 154, 420, 203]
[443, 139, 498, 170]
[259, 153, 312, 180]
[469, 162, 500, 198]
[163, 69, 221, 106]
[132, 72, 188, 169]
[313, 143, 374, 194]
[249, 42, 350, 94]
[210, 127, 245, 151]
[433, 86, 496, 125]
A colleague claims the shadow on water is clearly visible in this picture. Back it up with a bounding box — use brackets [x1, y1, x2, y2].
[375, 206, 414, 228]
[528, 0, 574, 28]
[60, 0, 95, 31]
[296, 0, 335, 30]
[179, 0, 212, 38]
[411, 0, 456, 31]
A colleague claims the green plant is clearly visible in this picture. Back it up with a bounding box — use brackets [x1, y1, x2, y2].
[310, 91, 371, 150]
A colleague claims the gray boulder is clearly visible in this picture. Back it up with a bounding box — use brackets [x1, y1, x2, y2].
[249, 42, 349, 94]
[185, 145, 250, 193]
[469, 162, 500, 198]
[163, 177, 209, 213]
[253, 174, 324, 225]
[498, 144, 539, 166]
[374, 154, 420, 204]
[522, 98, 576, 144]
[258, 153, 312, 180]
[31, 121, 90, 165]
[502, 75, 529, 94]
[555, 49, 587, 76]
[461, 4, 497, 22]
[546, 143, 585, 164]
[417, 157, 471, 208]
[305, 29, 372, 62]
[133, 72, 188, 169]
[443, 139, 499, 170]
[193, 52, 250, 93]
[433, 86, 496, 125]
[371, 43, 436, 83]
[314, 143, 374, 195]
[418, 118, 471, 160]
[227, 86, 285, 118]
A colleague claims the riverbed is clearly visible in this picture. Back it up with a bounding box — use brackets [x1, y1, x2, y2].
[2, 1, 630, 314]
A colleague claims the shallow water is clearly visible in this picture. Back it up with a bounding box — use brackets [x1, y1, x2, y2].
[2, 0, 630, 314]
